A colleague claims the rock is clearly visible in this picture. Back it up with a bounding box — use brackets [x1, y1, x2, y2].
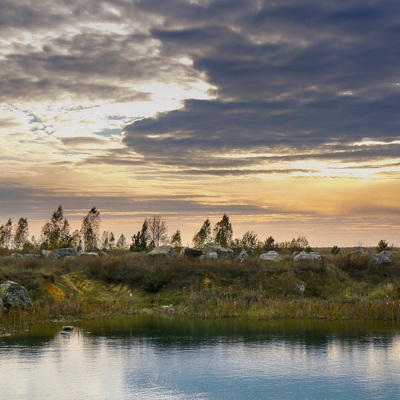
[60, 326, 74, 334]
[294, 251, 321, 261]
[260, 251, 281, 262]
[147, 245, 176, 259]
[161, 304, 174, 314]
[237, 249, 249, 262]
[42, 248, 78, 259]
[6, 253, 25, 259]
[24, 254, 41, 259]
[4, 253, 41, 260]
[203, 243, 234, 259]
[180, 247, 203, 258]
[204, 251, 218, 260]
[79, 252, 98, 257]
[0, 281, 32, 309]
[296, 283, 306, 293]
[371, 251, 392, 264]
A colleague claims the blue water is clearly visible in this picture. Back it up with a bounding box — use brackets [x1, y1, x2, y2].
[1, 317, 400, 399]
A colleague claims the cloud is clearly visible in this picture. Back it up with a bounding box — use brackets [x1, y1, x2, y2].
[121, 0, 400, 173]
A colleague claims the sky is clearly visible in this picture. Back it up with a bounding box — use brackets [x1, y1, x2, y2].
[1, 0, 400, 247]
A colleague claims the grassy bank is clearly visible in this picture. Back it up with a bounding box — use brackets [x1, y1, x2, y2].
[1, 247, 400, 333]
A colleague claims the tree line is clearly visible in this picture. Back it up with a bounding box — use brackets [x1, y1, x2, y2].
[0, 205, 312, 252]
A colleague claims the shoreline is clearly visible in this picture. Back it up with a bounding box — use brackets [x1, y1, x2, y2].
[1, 247, 400, 335]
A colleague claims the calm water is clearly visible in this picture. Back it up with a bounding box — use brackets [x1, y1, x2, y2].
[1, 317, 400, 400]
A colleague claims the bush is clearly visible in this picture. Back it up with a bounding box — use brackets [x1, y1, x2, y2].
[143, 269, 169, 293]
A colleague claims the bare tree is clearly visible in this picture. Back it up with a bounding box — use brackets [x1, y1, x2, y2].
[146, 215, 168, 247]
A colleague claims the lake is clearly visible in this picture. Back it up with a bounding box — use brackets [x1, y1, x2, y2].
[1, 316, 400, 399]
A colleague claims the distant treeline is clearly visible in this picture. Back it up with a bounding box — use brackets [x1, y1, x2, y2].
[0, 205, 393, 253]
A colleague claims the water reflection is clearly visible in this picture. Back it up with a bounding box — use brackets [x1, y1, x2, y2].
[1, 317, 400, 400]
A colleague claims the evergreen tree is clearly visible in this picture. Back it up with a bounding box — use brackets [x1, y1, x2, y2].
[14, 217, 29, 250]
[213, 213, 233, 248]
[130, 220, 150, 252]
[0, 218, 12, 249]
[192, 218, 212, 248]
[80, 207, 100, 251]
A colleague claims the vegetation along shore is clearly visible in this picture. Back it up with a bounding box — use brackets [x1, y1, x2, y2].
[1, 205, 399, 335]
[1, 243, 400, 336]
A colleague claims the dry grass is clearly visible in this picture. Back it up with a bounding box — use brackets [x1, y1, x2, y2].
[1, 247, 400, 331]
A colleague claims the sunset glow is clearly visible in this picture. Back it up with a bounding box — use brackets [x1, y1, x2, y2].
[1, 0, 399, 247]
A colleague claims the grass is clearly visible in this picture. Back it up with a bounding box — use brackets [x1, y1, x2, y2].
[1, 247, 400, 334]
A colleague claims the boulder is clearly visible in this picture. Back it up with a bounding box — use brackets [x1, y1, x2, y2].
[79, 252, 98, 257]
[180, 247, 203, 258]
[260, 251, 281, 262]
[204, 251, 218, 260]
[371, 251, 392, 264]
[147, 245, 176, 259]
[6, 253, 25, 259]
[42, 248, 78, 259]
[24, 254, 41, 259]
[203, 243, 234, 259]
[237, 249, 249, 262]
[294, 251, 321, 261]
[0, 281, 32, 309]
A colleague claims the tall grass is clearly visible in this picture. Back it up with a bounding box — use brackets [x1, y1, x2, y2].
[1, 247, 400, 331]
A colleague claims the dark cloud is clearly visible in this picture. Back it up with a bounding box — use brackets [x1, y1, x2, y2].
[122, 0, 400, 171]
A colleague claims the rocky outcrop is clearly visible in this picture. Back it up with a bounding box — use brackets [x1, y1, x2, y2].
[147, 246, 176, 259]
[203, 243, 234, 259]
[371, 251, 393, 264]
[180, 247, 203, 258]
[294, 251, 321, 261]
[260, 251, 281, 262]
[0, 281, 32, 309]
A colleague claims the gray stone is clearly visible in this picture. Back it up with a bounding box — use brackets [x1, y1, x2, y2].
[24, 254, 41, 259]
[371, 251, 392, 264]
[294, 251, 321, 261]
[260, 251, 281, 262]
[0, 281, 32, 309]
[7, 253, 25, 259]
[147, 245, 176, 259]
[203, 243, 234, 259]
[237, 249, 249, 262]
[204, 251, 218, 260]
[42, 248, 78, 259]
[79, 252, 98, 257]
[180, 247, 203, 258]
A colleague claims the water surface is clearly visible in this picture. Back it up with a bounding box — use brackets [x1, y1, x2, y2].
[1, 317, 400, 399]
